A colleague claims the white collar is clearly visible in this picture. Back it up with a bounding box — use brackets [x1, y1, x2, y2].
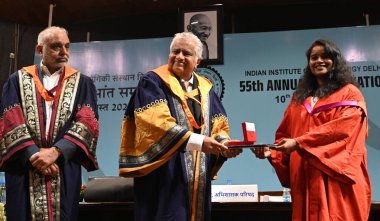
[181, 73, 194, 84]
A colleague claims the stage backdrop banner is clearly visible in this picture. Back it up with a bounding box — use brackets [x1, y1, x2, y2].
[35, 25, 380, 200]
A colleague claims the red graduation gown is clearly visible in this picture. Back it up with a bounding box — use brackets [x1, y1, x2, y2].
[270, 84, 371, 221]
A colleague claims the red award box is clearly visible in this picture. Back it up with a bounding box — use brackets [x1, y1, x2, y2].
[225, 122, 277, 149]
[225, 122, 256, 148]
[242, 122, 256, 142]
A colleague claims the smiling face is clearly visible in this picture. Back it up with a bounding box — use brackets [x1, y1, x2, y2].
[308, 45, 334, 85]
[168, 37, 200, 80]
[188, 14, 212, 42]
[36, 29, 70, 73]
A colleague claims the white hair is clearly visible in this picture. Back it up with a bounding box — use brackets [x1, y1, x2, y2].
[170, 32, 203, 59]
[37, 26, 68, 46]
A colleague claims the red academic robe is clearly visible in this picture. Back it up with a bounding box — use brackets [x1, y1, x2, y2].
[270, 84, 371, 221]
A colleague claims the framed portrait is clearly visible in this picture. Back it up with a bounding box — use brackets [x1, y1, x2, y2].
[179, 4, 224, 65]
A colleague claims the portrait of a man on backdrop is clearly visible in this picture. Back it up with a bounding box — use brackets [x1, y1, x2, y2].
[187, 13, 213, 59]
[186, 12, 218, 60]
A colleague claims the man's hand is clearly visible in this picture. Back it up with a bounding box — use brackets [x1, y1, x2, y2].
[30, 147, 61, 171]
[220, 139, 242, 158]
[41, 163, 60, 177]
[221, 148, 242, 158]
[202, 136, 228, 155]
[251, 147, 271, 159]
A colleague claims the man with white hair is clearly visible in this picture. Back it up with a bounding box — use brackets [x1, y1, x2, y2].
[0, 26, 99, 221]
[119, 32, 241, 221]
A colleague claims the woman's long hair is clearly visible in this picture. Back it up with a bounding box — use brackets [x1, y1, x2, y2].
[294, 39, 359, 103]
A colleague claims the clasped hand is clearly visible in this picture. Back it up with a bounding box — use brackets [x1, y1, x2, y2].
[30, 147, 61, 176]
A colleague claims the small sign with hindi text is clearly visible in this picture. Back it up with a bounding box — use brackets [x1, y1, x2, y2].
[211, 184, 258, 202]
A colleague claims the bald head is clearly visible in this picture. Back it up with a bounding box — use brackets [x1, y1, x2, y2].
[187, 14, 212, 42]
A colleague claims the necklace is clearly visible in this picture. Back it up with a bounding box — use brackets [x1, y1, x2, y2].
[311, 96, 319, 107]
[312, 96, 319, 103]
